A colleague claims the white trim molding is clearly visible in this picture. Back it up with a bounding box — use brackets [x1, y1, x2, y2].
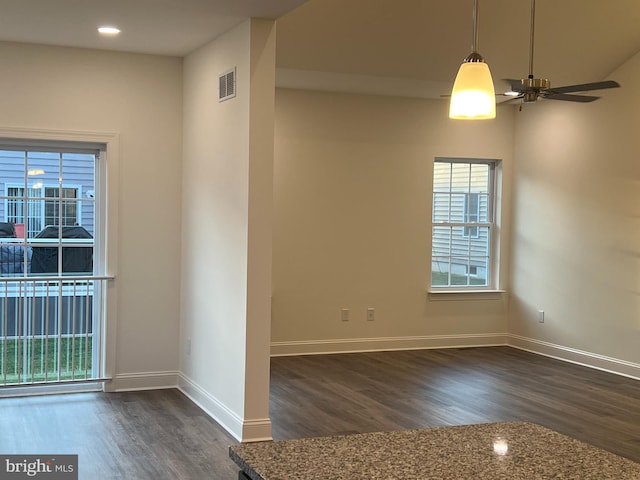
[276, 68, 450, 100]
[242, 418, 273, 443]
[271, 333, 509, 357]
[178, 373, 273, 443]
[508, 335, 640, 381]
[178, 373, 243, 441]
[110, 371, 179, 392]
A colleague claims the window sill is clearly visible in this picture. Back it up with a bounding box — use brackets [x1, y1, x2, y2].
[427, 289, 506, 301]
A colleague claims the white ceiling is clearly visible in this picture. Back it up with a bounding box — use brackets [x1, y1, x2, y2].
[0, 0, 639, 99]
[276, 0, 640, 98]
[0, 0, 309, 56]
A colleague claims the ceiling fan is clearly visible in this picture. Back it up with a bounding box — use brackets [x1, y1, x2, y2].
[504, 0, 620, 104]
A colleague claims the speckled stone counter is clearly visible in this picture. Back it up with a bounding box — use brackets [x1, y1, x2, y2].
[229, 422, 640, 479]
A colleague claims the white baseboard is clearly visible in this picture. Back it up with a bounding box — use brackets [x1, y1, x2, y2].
[107, 370, 179, 392]
[508, 334, 640, 381]
[241, 418, 273, 443]
[271, 333, 509, 356]
[177, 373, 272, 443]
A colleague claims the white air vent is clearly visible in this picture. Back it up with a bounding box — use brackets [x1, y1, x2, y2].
[219, 67, 236, 102]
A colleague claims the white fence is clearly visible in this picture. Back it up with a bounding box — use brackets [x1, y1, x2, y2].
[0, 276, 109, 387]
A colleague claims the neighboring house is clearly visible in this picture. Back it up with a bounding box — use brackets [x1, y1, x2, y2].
[0, 149, 95, 241]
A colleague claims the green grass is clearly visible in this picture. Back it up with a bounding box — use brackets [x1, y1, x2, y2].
[432, 271, 487, 287]
[0, 336, 93, 385]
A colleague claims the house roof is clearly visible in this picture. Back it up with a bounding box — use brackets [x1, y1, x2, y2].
[0, 0, 638, 99]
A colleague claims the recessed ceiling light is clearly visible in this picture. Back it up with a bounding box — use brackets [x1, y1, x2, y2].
[98, 26, 121, 35]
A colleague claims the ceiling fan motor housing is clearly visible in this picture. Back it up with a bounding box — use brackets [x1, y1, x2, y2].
[521, 77, 550, 102]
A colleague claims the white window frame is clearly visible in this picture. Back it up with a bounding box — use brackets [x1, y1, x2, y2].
[0, 127, 119, 393]
[431, 157, 499, 291]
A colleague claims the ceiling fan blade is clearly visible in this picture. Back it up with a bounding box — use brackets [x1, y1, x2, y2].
[548, 80, 620, 94]
[440, 93, 515, 99]
[498, 95, 523, 106]
[543, 92, 599, 103]
[503, 79, 524, 92]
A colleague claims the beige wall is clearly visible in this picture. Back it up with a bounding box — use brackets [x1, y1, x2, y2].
[509, 51, 640, 375]
[180, 19, 276, 442]
[0, 41, 183, 389]
[272, 89, 515, 354]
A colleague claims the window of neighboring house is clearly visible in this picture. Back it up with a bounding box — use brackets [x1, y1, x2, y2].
[462, 192, 480, 238]
[6, 185, 80, 238]
[431, 158, 498, 289]
[6, 186, 42, 238]
[44, 186, 79, 228]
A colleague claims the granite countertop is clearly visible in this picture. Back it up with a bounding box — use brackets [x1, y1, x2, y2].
[229, 421, 640, 480]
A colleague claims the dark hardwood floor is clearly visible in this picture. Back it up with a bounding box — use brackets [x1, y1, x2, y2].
[0, 346, 638, 479]
[0, 388, 239, 479]
[270, 347, 640, 462]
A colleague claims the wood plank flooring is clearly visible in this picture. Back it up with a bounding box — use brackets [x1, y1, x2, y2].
[270, 347, 640, 461]
[0, 388, 239, 479]
[0, 346, 638, 479]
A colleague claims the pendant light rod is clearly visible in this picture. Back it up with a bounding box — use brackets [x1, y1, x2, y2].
[472, 0, 479, 53]
[464, 0, 484, 63]
[528, 0, 536, 78]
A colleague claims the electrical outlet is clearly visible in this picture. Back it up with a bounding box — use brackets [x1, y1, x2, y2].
[538, 310, 545, 323]
[367, 308, 375, 321]
[341, 308, 350, 322]
[186, 338, 192, 355]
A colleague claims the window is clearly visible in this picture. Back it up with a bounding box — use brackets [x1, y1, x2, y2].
[0, 139, 108, 390]
[44, 186, 79, 228]
[431, 159, 497, 288]
[0, 128, 117, 394]
[462, 192, 480, 238]
[6, 185, 80, 238]
[6, 186, 42, 238]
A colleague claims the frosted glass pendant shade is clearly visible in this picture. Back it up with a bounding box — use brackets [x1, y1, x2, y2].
[449, 61, 496, 119]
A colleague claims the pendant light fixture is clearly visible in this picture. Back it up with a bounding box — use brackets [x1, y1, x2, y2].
[449, 0, 496, 119]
